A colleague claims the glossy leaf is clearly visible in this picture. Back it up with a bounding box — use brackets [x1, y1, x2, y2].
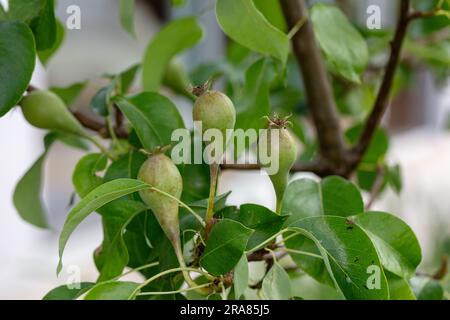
[84, 281, 139, 300]
[38, 18, 64, 65]
[58, 179, 151, 274]
[253, 0, 287, 32]
[12, 133, 58, 229]
[7, 0, 46, 22]
[119, 0, 135, 37]
[233, 58, 276, 157]
[311, 4, 368, 83]
[103, 151, 147, 183]
[282, 176, 364, 225]
[353, 212, 421, 279]
[233, 254, 249, 299]
[13, 154, 48, 228]
[225, 204, 286, 250]
[386, 272, 416, 300]
[0, 21, 36, 117]
[115, 92, 185, 151]
[288, 216, 389, 300]
[90, 80, 116, 116]
[200, 219, 253, 276]
[142, 17, 203, 92]
[262, 263, 292, 300]
[97, 200, 147, 281]
[43, 283, 94, 300]
[72, 153, 108, 198]
[31, 0, 57, 51]
[216, 0, 289, 64]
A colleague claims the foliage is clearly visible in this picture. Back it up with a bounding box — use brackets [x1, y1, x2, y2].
[1, 0, 449, 300]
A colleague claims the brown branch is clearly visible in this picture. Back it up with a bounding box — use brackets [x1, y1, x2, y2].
[280, 0, 346, 168]
[72, 111, 129, 139]
[350, 0, 411, 171]
[221, 160, 332, 177]
[433, 255, 448, 280]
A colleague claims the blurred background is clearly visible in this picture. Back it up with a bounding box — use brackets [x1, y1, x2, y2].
[0, 0, 449, 299]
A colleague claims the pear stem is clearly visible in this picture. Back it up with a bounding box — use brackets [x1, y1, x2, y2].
[205, 163, 220, 222]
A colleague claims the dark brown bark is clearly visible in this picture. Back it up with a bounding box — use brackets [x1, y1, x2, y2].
[350, 0, 411, 172]
[280, 0, 346, 168]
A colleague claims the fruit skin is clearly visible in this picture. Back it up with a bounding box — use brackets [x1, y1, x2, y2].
[138, 153, 183, 243]
[192, 90, 236, 144]
[259, 126, 297, 213]
[20, 90, 86, 136]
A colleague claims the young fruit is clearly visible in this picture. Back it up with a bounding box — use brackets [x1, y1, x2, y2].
[20, 90, 87, 137]
[138, 152, 183, 245]
[163, 59, 192, 98]
[192, 89, 236, 149]
[259, 115, 298, 213]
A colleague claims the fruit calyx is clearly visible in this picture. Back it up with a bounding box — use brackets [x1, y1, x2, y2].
[191, 79, 212, 97]
[264, 113, 293, 129]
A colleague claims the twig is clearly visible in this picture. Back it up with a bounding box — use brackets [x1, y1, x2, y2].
[433, 255, 448, 280]
[350, 0, 412, 170]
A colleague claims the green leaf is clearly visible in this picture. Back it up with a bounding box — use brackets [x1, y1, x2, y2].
[13, 154, 49, 228]
[224, 204, 286, 250]
[234, 58, 276, 153]
[103, 150, 147, 183]
[387, 164, 402, 194]
[386, 272, 416, 300]
[311, 4, 368, 83]
[410, 276, 444, 300]
[216, 0, 289, 65]
[288, 216, 389, 300]
[142, 17, 203, 92]
[282, 176, 364, 225]
[84, 281, 139, 300]
[0, 21, 36, 117]
[51, 81, 87, 106]
[72, 153, 108, 198]
[262, 263, 292, 300]
[353, 212, 421, 279]
[179, 163, 210, 203]
[233, 254, 249, 299]
[119, 0, 135, 37]
[38, 18, 64, 65]
[119, 64, 140, 94]
[58, 178, 151, 274]
[43, 283, 94, 300]
[12, 133, 59, 228]
[8, 0, 46, 22]
[200, 219, 253, 276]
[346, 125, 389, 164]
[97, 200, 147, 281]
[31, 0, 57, 51]
[115, 92, 185, 151]
[90, 80, 116, 116]
[253, 0, 287, 32]
[321, 176, 364, 217]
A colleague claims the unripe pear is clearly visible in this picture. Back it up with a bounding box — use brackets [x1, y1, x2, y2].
[163, 59, 192, 97]
[20, 90, 86, 137]
[259, 117, 298, 213]
[138, 153, 183, 244]
[192, 90, 236, 148]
